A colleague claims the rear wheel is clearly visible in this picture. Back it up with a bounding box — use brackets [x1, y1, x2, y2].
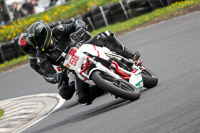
[91, 71, 140, 100]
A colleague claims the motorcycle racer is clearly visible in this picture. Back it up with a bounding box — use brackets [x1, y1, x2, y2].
[26, 19, 141, 104]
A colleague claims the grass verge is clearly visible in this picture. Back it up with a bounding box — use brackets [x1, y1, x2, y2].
[0, 109, 4, 118]
[0, 0, 200, 73]
[0, 55, 29, 73]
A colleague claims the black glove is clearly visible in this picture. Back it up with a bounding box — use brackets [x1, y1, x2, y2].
[75, 28, 91, 42]
[82, 30, 91, 42]
[133, 51, 141, 61]
[44, 73, 62, 84]
[70, 28, 91, 46]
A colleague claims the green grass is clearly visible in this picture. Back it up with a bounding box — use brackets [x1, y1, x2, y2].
[0, 0, 200, 70]
[0, 109, 4, 118]
[0, 55, 29, 69]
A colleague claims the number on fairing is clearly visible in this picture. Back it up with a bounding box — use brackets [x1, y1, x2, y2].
[69, 55, 79, 66]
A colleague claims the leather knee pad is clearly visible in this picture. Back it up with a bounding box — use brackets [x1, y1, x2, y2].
[58, 82, 75, 100]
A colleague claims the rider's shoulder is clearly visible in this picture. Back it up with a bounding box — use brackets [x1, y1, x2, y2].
[53, 24, 65, 32]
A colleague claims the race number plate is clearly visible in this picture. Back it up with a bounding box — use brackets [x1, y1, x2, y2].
[65, 47, 79, 69]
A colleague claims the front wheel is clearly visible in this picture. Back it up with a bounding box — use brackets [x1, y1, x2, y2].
[141, 68, 158, 89]
[91, 71, 140, 101]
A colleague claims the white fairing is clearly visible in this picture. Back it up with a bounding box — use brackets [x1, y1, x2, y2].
[63, 44, 143, 89]
[129, 74, 143, 90]
[78, 44, 110, 61]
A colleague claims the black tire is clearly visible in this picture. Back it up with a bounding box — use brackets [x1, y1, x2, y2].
[110, 7, 124, 15]
[111, 13, 127, 23]
[91, 71, 140, 100]
[102, 3, 113, 10]
[166, 0, 178, 5]
[92, 11, 112, 24]
[93, 19, 107, 29]
[110, 2, 122, 10]
[141, 68, 158, 88]
[91, 5, 101, 15]
[128, 7, 152, 18]
[148, 0, 163, 9]
[1, 42, 18, 61]
[127, 0, 150, 9]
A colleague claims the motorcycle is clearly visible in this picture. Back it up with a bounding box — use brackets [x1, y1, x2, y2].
[61, 40, 158, 101]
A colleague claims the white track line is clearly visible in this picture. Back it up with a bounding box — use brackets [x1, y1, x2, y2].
[0, 93, 65, 133]
[15, 93, 65, 133]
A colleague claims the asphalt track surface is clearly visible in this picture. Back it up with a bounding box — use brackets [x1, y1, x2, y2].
[0, 11, 200, 133]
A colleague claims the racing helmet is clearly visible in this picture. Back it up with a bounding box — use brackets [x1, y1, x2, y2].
[27, 20, 52, 51]
[18, 33, 36, 54]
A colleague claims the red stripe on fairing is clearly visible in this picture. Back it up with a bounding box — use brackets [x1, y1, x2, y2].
[92, 45, 100, 57]
[92, 44, 96, 50]
[57, 67, 61, 71]
[80, 56, 90, 82]
[82, 78, 87, 81]
[132, 69, 136, 73]
[69, 47, 78, 55]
